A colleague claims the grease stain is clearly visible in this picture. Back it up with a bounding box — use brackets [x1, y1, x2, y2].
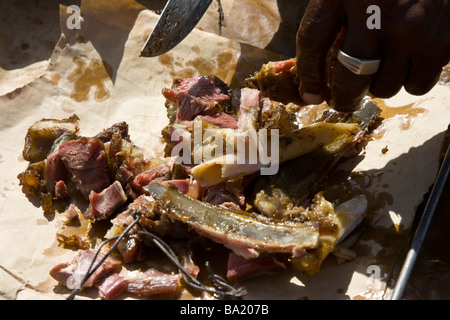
[68, 57, 112, 102]
[373, 98, 427, 131]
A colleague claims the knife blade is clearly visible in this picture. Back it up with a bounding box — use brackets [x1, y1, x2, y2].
[140, 0, 213, 57]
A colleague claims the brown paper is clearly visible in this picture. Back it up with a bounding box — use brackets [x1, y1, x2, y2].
[0, 0, 449, 300]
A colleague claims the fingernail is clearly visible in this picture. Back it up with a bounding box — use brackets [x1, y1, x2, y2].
[301, 92, 324, 105]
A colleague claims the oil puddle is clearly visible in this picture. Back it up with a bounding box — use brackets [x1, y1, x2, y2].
[373, 98, 427, 131]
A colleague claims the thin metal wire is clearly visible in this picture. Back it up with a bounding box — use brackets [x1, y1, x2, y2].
[66, 211, 142, 300]
[205, 261, 247, 297]
[391, 146, 450, 300]
[67, 211, 246, 300]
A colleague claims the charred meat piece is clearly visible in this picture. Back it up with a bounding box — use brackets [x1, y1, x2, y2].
[259, 97, 298, 135]
[22, 115, 79, 163]
[17, 159, 47, 200]
[95, 121, 130, 143]
[245, 59, 302, 105]
[97, 268, 182, 299]
[58, 137, 111, 198]
[203, 180, 244, 210]
[162, 75, 233, 122]
[160, 121, 193, 158]
[54, 180, 70, 199]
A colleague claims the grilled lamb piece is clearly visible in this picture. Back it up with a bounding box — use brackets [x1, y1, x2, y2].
[126, 268, 181, 297]
[22, 115, 79, 163]
[58, 137, 111, 198]
[162, 75, 233, 122]
[86, 180, 127, 220]
[95, 272, 128, 300]
[197, 107, 238, 129]
[226, 252, 285, 282]
[49, 250, 121, 290]
[131, 165, 171, 195]
[46, 148, 68, 196]
[245, 59, 301, 105]
[96, 268, 183, 299]
[49, 249, 182, 299]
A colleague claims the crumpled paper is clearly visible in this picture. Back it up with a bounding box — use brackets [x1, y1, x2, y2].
[0, 0, 448, 300]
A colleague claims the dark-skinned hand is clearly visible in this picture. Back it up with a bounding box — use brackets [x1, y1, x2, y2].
[296, 0, 450, 112]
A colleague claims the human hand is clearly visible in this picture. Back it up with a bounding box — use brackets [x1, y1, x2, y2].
[296, 0, 450, 112]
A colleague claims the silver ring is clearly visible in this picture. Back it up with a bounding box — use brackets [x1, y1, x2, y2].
[337, 49, 381, 75]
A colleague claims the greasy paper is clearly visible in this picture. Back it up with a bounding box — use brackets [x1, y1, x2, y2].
[0, 0, 449, 300]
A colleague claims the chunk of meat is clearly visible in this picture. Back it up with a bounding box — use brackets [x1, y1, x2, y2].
[95, 121, 130, 143]
[58, 137, 111, 198]
[46, 149, 68, 196]
[86, 181, 128, 220]
[22, 115, 79, 163]
[160, 179, 190, 194]
[175, 245, 200, 279]
[203, 181, 244, 210]
[95, 273, 129, 300]
[159, 179, 202, 199]
[49, 250, 121, 290]
[126, 268, 181, 296]
[162, 75, 232, 122]
[54, 180, 70, 199]
[197, 107, 238, 129]
[226, 253, 285, 282]
[259, 97, 297, 135]
[117, 235, 142, 264]
[132, 165, 171, 195]
[245, 58, 301, 105]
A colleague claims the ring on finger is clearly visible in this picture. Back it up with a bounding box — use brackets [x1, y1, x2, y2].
[337, 49, 381, 75]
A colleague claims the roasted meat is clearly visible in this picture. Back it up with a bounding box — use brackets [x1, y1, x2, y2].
[146, 183, 367, 275]
[245, 59, 301, 105]
[162, 75, 234, 122]
[49, 250, 121, 290]
[22, 115, 79, 163]
[19, 58, 382, 299]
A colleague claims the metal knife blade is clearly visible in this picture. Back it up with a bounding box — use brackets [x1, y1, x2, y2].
[140, 0, 213, 57]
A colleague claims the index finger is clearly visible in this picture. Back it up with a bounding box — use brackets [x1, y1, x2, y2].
[296, 0, 345, 104]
